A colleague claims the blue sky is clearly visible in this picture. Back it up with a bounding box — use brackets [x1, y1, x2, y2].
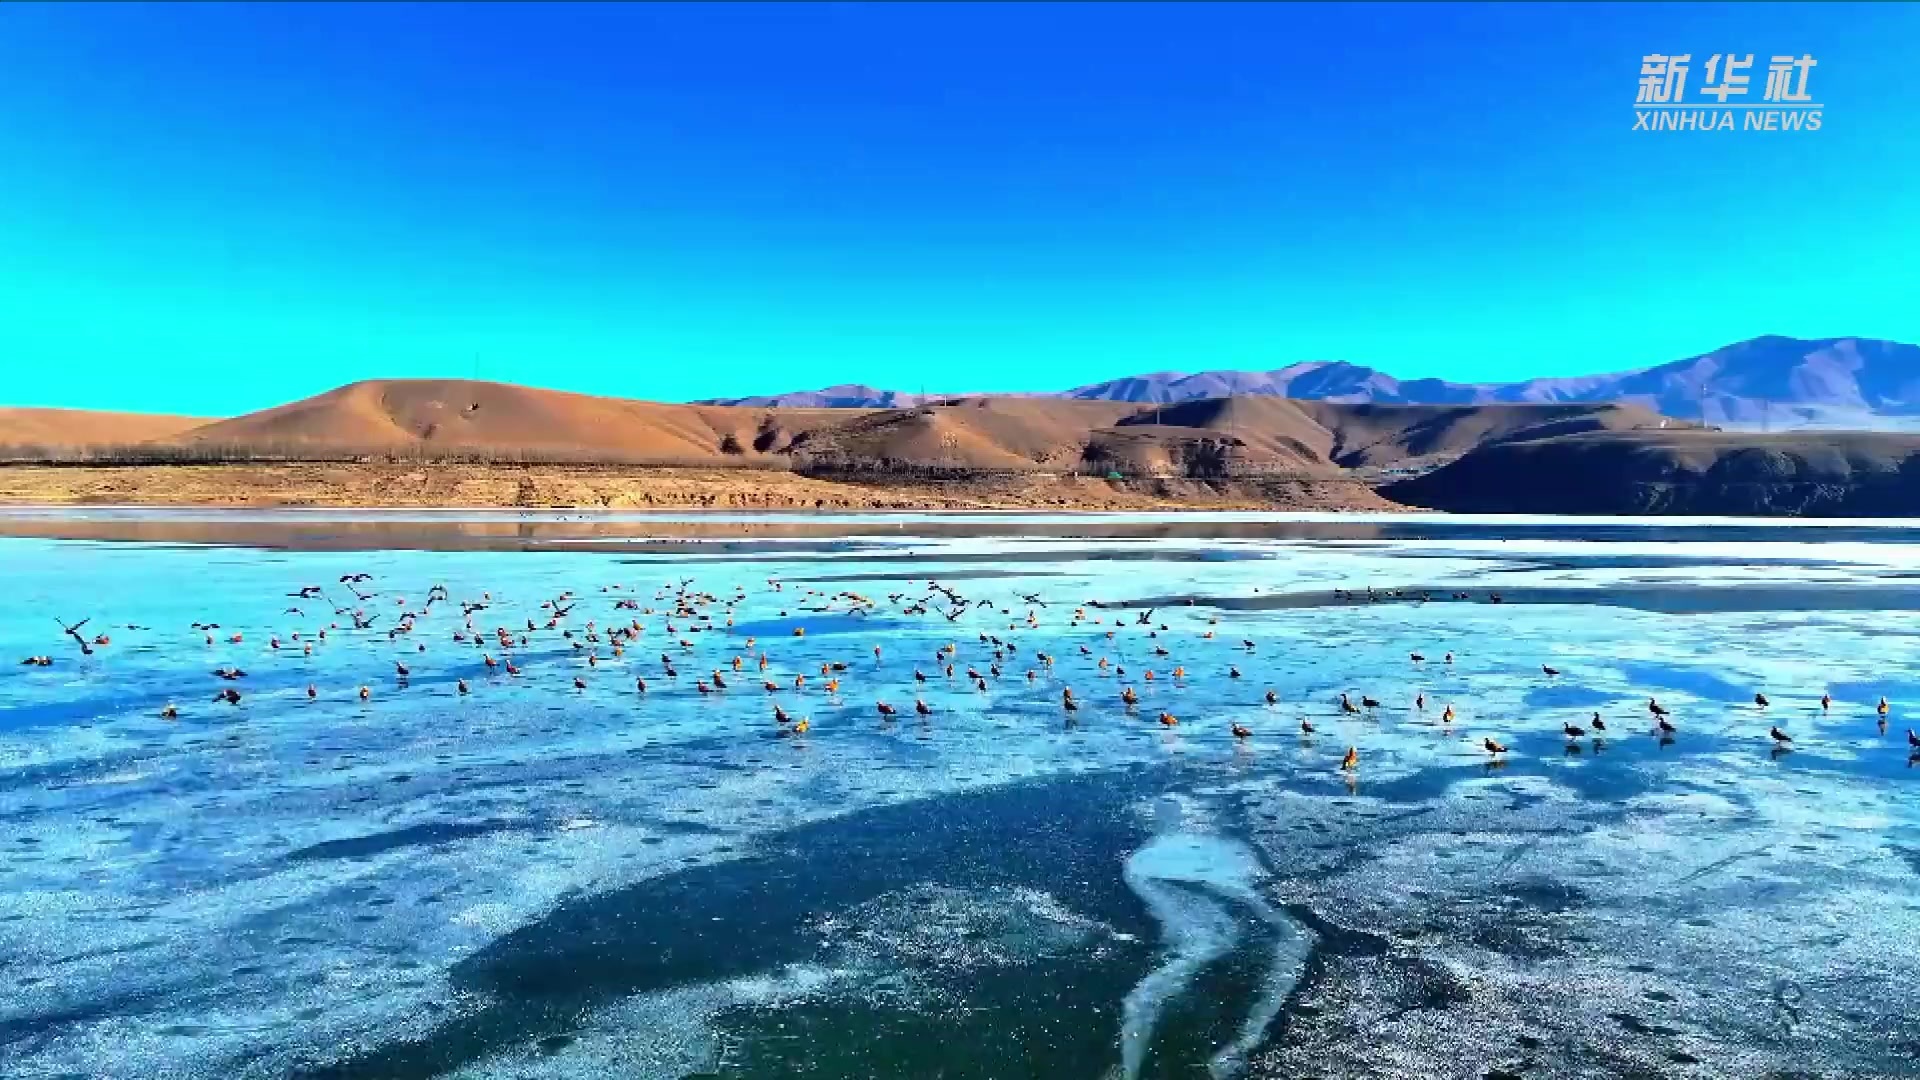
[2, 2, 1914, 415]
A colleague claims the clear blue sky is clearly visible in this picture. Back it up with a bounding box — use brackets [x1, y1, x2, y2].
[2, 2, 1914, 415]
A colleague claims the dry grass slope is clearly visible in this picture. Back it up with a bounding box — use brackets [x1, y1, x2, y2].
[0, 407, 210, 457]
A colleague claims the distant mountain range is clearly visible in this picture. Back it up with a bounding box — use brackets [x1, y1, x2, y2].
[701, 336, 1920, 429]
[701, 384, 945, 409]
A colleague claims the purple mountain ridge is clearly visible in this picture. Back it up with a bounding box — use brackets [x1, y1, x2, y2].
[700, 336, 1920, 428]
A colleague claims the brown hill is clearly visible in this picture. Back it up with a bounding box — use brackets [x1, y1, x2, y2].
[1087, 398, 1680, 473]
[1094, 397, 1339, 474]
[175, 383, 1181, 472]
[1384, 429, 1920, 515]
[41, 380, 1697, 485]
[174, 379, 868, 463]
[33, 379, 1831, 514]
[0, 407, 210, 451]
[1296, 401, 1680, 467]
[793, 397, 1142, 470]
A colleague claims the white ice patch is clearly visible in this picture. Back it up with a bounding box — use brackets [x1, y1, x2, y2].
[1116, 798, 1312, 1080]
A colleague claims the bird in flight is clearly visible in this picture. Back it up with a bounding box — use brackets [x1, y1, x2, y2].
[55, 617, 94, 655]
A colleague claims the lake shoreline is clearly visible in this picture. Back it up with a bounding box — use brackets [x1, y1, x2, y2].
[0, 462, 1402, 513]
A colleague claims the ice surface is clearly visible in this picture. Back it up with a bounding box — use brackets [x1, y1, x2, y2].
[0, 514, 1917, 1078]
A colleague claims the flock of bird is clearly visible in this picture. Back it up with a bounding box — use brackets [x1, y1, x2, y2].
[16, 573, 1919, 771]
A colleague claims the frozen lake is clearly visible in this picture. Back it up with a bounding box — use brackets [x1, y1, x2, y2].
[1, 511, 1917, 1078]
